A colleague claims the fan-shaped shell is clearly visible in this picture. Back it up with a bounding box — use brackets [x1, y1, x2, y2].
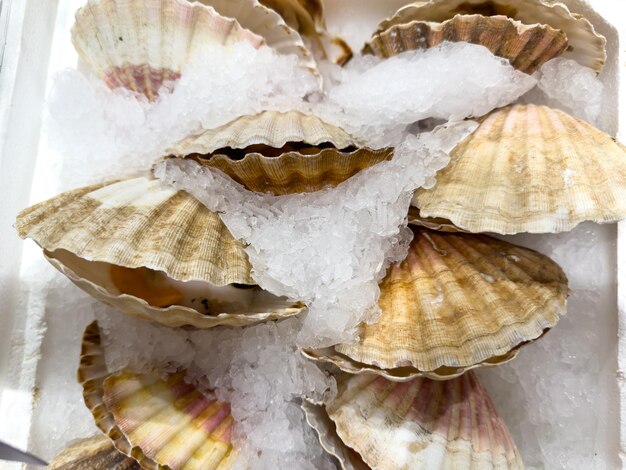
[48, 435, 140, 470]
[103, 371, 236, 470]
[16, 177, 304, 327]
[304, 226, 567, 381]
[364, 14, 567, 74]
[72, 0, 265, 101]
[376, 0, 606, 72]
[324, 372, 524, 470]
[414, 104, 626, 234]
[170, 111, 392, 195]
[197, 0, 319, 79]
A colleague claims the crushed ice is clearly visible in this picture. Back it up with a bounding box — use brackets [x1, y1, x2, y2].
[155, 121, 478, 347]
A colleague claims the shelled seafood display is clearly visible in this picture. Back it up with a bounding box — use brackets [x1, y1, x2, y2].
[14, 0, 625, 468]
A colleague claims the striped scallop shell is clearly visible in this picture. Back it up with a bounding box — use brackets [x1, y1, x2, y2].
[414, 104, 626, 234]
[364, 14, 568, 74]
[376, 0, 606, 72]
[103, 371, 235, 470]
[72, 0, 265, 101]
[16, 177, 304, 328]
[169, 111, 392, 195]
[48, 435, 140, 470]
[323, 372, 524, 470]
[304, 226, 567, 381]
[78, 322, 235, 470]
[197, 0, 319, 79]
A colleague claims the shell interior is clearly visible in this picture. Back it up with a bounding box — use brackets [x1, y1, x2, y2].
[414, 104, 626, 234]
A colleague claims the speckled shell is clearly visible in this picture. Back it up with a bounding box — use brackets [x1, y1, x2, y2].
[197, 0, 319, 79]
[48, 435, 140, 470]
[72, 0, 265, 101]
[169, 111, 392, 196]
[304, 226, 567, 381]
[376, 0, 606, 72]
[104, 371, 236, 470]
[324, 372, 524, 470]
[79, 321, 158, 469]
[301, 400, 370, 470]
[364, 14, 567, 74]
[16, 177, 304, 328]
[414, 104, 626, 234]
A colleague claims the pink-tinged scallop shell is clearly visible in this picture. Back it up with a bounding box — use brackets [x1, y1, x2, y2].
[323, 372, 524, 470]
[304, 226, 567, 381]
[364, 14, 568, 74]
[414, 104, 626, 234]
[377, 0, 606, 72]
[72, 0, 265, 101]
[103, 371, 235, 470]
[16, 177, 304, 328]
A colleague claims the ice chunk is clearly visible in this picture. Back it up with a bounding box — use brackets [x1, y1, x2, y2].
[155, 121, 477, 347]
[45, 43, 318, 187]
[319, 42, 536, 147]
[534, 58, 604, 126]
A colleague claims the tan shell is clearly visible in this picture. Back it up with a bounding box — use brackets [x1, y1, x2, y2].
[376, 0, 606, 72]
[104, 371, 236, 470]
[169, 111, 393, 196]
[304, 226, 567, 381]
[197, 0, 320, 79]
[72, 0, 265, 101]
[414, 104, 626, 234]
[364, 14, 568, 74]
[301, 400, 370, 470]
[16, 177, 304, 328]
[324, 372, 524, 470]
[48, 435, 140, 470]
[78, 321, 159, 469]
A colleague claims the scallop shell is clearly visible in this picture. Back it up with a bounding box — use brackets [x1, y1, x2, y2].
[376, 0, 606, 72]
[16, 177, 304, 327]
[197, 0, 320, 79]
[103, 371, 236, 470]
[304, 226, 567, 381]
[414, 104, 626, 234]
[301, 400, 370, 470]
[324, 372, 524, 470]
[408, 207, 467, 233]
[72, 0, 265, 101]
[48, 435, 140, 470]
[78, 322, 236, 470]
[169, 111, 393, 195]
[364, 14, 568, 74]
[79, 321, 158, 468]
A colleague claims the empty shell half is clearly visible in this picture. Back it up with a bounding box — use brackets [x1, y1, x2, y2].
[364, 14, 568, 74]
[309, 372, 524, 470]
[169, 111, 393, 195]
[15, 177, 304, 328]
[414, 104, 626, 234]
[72, 0, 265, 100]
[304, 226, 568, 381]
[376, 0, 606, 72]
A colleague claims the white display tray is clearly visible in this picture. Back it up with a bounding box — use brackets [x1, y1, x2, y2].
[0, 0, 624, 468]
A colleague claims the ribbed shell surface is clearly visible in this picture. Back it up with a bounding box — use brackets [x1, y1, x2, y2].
[169, 111, 360, 155]
[415, 104, 626, 234]
[48, 435, 140, 470]
[103, 371, 235, 470]
[16, 177, 252, 285]
[72, 0, 265, 100]
[326, 372, 524, 470]
[364, 14, 568, 74]
[306, 227, 568, 381]
[376, 0, 606, 71]
[197, 0, 319, 78]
